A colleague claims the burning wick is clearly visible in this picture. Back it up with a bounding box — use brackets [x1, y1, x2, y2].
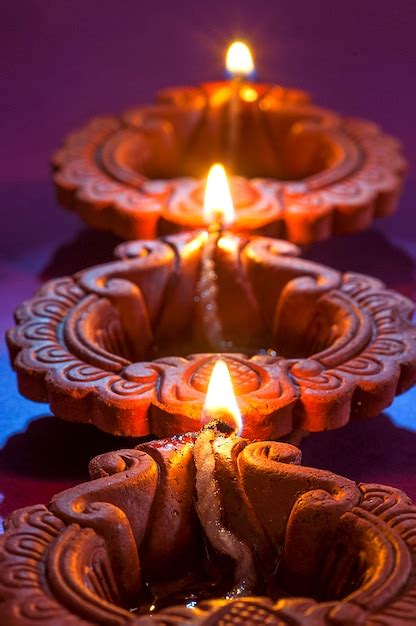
[194, 359, 258, 597]
[196, 164, 235, 351]
[225, 41, 255, 170]
[203, 359, 242, 434]
[203, 163, 234, 231]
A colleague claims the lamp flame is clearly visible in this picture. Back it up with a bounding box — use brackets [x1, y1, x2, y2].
[203, 359, 242, 434]
[203, 163, 235, 226]
[226, 41, 255, 77]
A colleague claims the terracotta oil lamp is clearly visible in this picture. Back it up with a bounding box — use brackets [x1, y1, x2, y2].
[52, 41, 406, 244]
[1, 366, 416, 624]
[7, 164, 416, 438]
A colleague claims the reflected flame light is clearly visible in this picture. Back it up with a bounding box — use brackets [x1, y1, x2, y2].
[226, 41, 255, 77]
[203, 163, 235, 227]
[183, 231, 208, 257]
[203, 359, 242, 434]
[217, 233, 239, 254]
[240, 85, 258, 102]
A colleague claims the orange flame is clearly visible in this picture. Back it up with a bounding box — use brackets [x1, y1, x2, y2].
[203, 359, 242, 434]
[203, 163, 235, 227]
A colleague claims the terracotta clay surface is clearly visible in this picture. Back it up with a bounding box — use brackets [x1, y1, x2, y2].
[1, 434, 416, 625]
[7, 233, 416, 437]
[52, 84, 406, 244]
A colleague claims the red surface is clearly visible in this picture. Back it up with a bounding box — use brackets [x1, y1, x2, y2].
[1, 2, 416, 524]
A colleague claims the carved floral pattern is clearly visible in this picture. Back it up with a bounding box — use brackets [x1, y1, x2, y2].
[52, 89, 406, 244]
[7, 236, 416, 437]
[1, 440, 416, 624]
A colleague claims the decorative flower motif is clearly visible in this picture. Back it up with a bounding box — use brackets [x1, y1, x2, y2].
[52, 92, 406, 244]
[7, 235, 416, 438]
[1, 439, 416, 625]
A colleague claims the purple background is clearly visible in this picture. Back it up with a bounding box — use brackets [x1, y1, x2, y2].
[1, 1, 416, 521]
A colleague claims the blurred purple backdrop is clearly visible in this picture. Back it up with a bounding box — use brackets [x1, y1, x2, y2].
[1, 1, 415, 519]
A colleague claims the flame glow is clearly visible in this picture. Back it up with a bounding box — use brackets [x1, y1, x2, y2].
[240, 85, 258, 102]
[203, 359, 242, 434]
[183, 231, 208, 256]
[217, 234, 239, 254]
[226, 41, 255, 77]
[203, 163, 235, 226]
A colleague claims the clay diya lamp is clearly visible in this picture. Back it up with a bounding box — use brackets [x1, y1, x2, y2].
[7, 169, 416, 438]
[1, 368, 416, 625]
[52, 41, 406, 244]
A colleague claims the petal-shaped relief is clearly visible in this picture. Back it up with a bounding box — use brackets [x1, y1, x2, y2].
[1, 440, 416, 625]
[189, 354, 261, 394]
[52, 91, 405, 244]
[6, 235, 416, 438]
